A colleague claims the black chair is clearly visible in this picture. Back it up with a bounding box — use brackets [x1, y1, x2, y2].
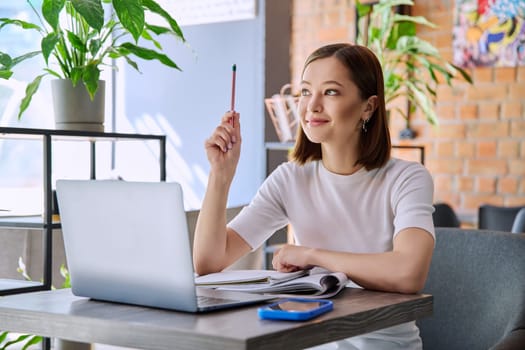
[511, 208, 525, 233]
[478, 204, 525, 231]
[432, 203, 461, 228]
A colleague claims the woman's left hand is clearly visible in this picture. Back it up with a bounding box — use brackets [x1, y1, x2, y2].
[272, 244, 314, 272]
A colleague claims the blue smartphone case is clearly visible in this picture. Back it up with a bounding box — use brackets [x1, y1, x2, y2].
[258, 298, 333, 321]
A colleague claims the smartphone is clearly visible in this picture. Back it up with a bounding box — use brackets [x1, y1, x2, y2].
[258, 298, 333, 321]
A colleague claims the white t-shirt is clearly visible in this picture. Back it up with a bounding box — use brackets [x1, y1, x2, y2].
[229, 157, 435, 349]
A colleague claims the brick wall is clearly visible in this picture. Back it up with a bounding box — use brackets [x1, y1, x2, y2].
[289, 0, 525, 220]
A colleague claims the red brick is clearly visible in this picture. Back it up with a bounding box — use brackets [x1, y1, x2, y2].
[434, 193, 461, 208]
[414, 1, 448, 13]
[317, 26, 350, 42]
[438, 50, 455, 65]
[428, 13, 451, 28]
[518, 66, 525, 83]
[476, 103, 500, 120]
[498, 177, 519, 194]
[467, 159, 507, 175]
[456, 142, 475, 157]
[476, 177, 497, 194]
[510, 120, 525, 138]
[476, 141, 497, 157]
[498, 140, 520, 157]
[436, 85, 466, 102]
[436, 104, 456, 120]
[509, 160, 525, 176]
[506, 198, 525, 206]
[467, 84, 507, 101]
[436, 142, 455, 157]
[389, 112, 406, 126]
[427, 158, 464, 174]
[391, 147, 426, 163]
[463, 194, 504, 212]
[458, 104, 477, 119]
[435, 33, 451, 48]
[520, 178, 525, 192]
[438, 50, 454, 63]
[434, 174, 454, 193]
[509, 84, 525, 100]
[457, 176, 474, 192]
[322, 11, 344, 27]
[413, 123, 434, 139]
[467, 122, 509, 138]
[494, 67, 517, 83]
[346, 9, 356, 39]
[387, 97, 405, 114]
[431, 123, 466, 139]
[474, 67, 494, 83]
[317, 0, 342, 10]
[501, 102, 522, 119]
[293, 0, 317, 15]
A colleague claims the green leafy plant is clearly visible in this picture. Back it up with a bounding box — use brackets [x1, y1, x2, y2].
[0, 333, 41, 350]
[356, 0, 472, 133]
[0, 258, 70, 349]
[0, 0, 185, 120]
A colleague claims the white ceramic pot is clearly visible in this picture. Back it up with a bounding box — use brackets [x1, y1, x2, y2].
[51, 79, 105, 132]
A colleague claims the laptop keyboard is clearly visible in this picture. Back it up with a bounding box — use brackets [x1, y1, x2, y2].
[197, 295, 240, 307]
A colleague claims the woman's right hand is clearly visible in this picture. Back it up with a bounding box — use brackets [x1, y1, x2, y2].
[195, 111, 245, 275]
[204, 111, 241, 181]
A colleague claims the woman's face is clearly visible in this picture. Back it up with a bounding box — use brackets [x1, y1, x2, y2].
[298, 56, 373, 146]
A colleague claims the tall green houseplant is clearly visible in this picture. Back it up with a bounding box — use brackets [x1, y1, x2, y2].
[0, 0, 185, 120]
[356, 0, 472, 138]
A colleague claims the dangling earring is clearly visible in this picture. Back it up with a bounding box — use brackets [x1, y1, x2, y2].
[362, 118, 370, 133]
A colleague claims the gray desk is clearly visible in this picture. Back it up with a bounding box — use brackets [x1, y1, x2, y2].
[0, 288, 432, 350]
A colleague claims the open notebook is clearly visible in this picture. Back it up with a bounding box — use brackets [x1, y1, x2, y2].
[56, 180, 274, 312]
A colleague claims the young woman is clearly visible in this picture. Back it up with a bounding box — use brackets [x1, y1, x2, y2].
[193, 43, 435, 349]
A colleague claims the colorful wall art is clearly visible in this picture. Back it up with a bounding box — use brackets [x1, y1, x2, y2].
[453, 0, 525, 67]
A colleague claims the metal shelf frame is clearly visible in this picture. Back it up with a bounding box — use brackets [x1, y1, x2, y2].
[0, 127, 167, 296]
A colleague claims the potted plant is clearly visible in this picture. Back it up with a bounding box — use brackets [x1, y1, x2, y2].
[0, 0, 185, 130]
[356, 0, 472, 138]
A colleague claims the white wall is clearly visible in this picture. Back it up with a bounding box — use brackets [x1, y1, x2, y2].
[113, 1, 266, 210]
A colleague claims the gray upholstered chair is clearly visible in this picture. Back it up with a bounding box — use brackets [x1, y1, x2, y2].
[417, 228, 525, 349]
[478, 204, 525, 231]
[511, 208, 525, 233]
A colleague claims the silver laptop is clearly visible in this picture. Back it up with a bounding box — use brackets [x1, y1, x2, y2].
[56, 180, 274, 312]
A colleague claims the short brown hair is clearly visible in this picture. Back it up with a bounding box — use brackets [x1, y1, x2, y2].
[290, 43, 391, 170]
